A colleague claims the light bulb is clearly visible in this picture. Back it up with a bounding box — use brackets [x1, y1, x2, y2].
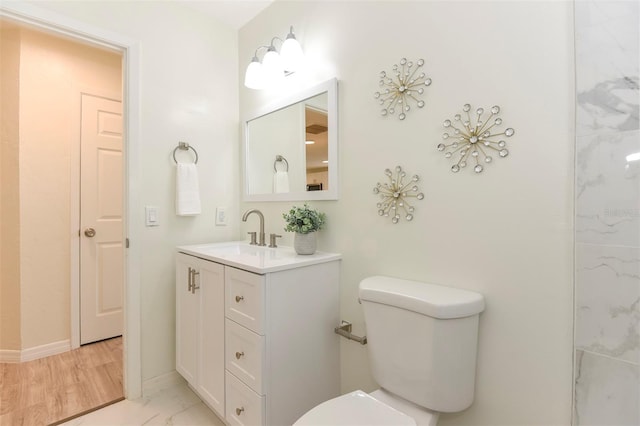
[280, 28, 304, 72]
[244, 56, 265, 90]
[262, 46, 284, 87]
[627, 152, 640, 162]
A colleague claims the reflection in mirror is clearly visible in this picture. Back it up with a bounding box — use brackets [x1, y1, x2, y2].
[243, 78, 338, 202]
[305, 104, 328, 191]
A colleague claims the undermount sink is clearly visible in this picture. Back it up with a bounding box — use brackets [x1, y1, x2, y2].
[176, 241, 341, 274]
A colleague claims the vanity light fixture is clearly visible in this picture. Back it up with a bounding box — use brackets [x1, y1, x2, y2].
[305, 140, 315, 145]
[244, 26, 304, 90]
[626, 152, 640, 162]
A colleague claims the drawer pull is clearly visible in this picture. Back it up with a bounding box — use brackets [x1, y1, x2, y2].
[235, 351, 244, 359]
[188, 267, 194, 292]
[235, 295, 244, 303]
[236, 407, 245, 416]
[187, 267, 200, 294]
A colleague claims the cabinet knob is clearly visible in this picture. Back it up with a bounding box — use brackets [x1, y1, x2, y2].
[236, 407, 245, 416]
[235, 351, 244, 360]
[235, 295, 244, 303]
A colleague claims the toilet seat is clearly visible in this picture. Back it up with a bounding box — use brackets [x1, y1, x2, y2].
[293, 390, 416, 426]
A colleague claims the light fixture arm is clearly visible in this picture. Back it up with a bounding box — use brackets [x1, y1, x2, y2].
[251, 45, 270, 61]
[268, 36, 284, 50]
[285, 26, 296, 40]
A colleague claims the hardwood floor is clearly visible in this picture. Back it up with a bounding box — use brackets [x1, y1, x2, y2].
[0, 337, 124, 425]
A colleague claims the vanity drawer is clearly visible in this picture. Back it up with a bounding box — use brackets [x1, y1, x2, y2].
[225, 267, 265, 334]
[226, 371, 265, 426]
[225, 319, 264, 394]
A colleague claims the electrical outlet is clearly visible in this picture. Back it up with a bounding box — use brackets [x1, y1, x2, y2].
[215, 207, 227, 226]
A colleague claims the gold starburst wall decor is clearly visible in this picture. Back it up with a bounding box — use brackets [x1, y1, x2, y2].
[438, 104, 515, 173]
[374, 58, 432, 120]
[373, 166, 424, 224]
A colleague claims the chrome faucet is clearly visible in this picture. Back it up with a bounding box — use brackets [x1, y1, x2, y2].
[242, 209, 266, 246]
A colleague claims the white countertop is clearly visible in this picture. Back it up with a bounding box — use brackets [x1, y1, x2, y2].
[177, 241, 342, 274]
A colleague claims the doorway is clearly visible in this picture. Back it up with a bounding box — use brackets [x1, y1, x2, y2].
[0, 16, 124, 424]
[1, 0, 141, 402]
[0, 19, 124, 346]
[0, 17, 126, 422]
[0, 4, 141, 404]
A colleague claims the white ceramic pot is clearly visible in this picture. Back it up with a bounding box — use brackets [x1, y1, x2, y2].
[294, 232, 317, 255]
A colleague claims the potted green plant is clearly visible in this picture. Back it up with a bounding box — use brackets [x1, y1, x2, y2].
[282, 203, 326, 255]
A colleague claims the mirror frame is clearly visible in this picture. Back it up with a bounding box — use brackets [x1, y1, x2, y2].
[242, 78, 338, 202]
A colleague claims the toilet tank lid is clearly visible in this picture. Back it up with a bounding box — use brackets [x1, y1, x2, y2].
[359, 276, 485, 319]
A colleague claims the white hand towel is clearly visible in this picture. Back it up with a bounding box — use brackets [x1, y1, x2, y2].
[176, 163, 201, 216]
[273, 170, 290, 193]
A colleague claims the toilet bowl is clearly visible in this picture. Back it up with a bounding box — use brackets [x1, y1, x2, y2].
[294, 276, 484, 426]
[294, 389, 438, 426]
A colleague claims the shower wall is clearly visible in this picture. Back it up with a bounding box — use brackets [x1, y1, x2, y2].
[574, 1, 639, 424]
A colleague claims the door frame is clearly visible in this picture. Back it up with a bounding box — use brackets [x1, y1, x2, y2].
[0, 3, 142, 399]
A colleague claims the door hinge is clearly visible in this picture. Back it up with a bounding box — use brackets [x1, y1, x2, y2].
[126, 238, 130, 248]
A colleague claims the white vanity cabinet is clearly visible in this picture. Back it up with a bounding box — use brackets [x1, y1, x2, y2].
[175, 253, 226, 417]
[176, 242, 341, 426]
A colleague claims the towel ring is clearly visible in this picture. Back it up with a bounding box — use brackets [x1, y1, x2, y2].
[173, 141, 198, 164]
[274, 155, 289, 172]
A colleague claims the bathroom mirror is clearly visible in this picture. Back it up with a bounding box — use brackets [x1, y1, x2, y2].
[243, 78, 338, 201]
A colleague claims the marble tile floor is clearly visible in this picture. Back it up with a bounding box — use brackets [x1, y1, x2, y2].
[60, 380, 225, 426]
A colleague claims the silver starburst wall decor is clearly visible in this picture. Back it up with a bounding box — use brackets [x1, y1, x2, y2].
[373, 166, 424, 224]
[438, 104, 515, 173]
[374, 58, 432, 120]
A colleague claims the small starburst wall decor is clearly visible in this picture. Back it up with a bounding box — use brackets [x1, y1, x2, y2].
[437, 104, 515, 173]
[373, 166, 424, 224]
[374, 58, 432, 120]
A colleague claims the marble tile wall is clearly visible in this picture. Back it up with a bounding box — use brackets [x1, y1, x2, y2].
[574, 1, 640, 425]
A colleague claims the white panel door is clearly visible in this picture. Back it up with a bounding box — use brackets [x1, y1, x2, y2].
[80, 93, 123, 345]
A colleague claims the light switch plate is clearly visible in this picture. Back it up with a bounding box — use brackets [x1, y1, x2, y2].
[145, 206, 159, 227]
[215, 207, 227, 226]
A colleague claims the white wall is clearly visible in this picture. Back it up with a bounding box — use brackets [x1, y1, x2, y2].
[239, 2, 575, 425]
[17, 0, 240, 380]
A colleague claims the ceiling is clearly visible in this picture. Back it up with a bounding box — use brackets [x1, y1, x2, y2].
[175, 0, 273, 29]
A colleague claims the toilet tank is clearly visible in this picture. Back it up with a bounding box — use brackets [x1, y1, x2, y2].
[359, 276, 485, 413]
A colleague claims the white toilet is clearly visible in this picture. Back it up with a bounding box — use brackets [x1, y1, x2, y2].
[294, 275, 485, 426]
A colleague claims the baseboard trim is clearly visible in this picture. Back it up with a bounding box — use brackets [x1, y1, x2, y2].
[0, 340, 72, 363]
[21, 339, 71, 362]
[142, 370, 185, 396]
[0, 349, 21, 363]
